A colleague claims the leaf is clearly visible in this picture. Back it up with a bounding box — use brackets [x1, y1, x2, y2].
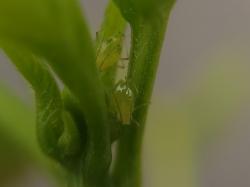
[3, 46, 82, 168]
[97, 1, 126, 43]
[0, 0, 111, 181]
[0, 0, 102, 122]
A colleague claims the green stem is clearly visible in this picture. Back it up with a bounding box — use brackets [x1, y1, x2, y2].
[112, 15, 171, 187]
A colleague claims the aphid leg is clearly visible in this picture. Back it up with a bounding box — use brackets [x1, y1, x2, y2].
[96, 31, 99, 40]
[120, 57, 129, 60]
[114, 79, 124, 89]
[95, 31, 105, 51]
[112, 91, 123, 124]
[134, 103, 151, 112]
[131, 118, 140, 127]
[127, 82, 139, 95]
[120, 34, 130, 63]
[134, 85, 139, 95]
[95, 31, 102, 61]
[118, 64, 126, 69]
[118, 57, 129, 69]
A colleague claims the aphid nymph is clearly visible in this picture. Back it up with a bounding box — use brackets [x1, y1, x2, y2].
[96, 33, 124, 72]
[112, 80, 134, 125]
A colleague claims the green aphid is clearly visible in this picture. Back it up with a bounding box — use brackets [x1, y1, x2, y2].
[112, 80, 134, 125]
[96, 33, 123, 72]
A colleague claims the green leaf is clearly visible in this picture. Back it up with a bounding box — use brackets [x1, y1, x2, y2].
[0, 0, 100, 115]
[97, 1, 126, 43]
[0, 0, 111, 183]
[3, 46, 82, 169]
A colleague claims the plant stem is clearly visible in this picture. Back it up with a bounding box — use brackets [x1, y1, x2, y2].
[112, 14, 172, 187]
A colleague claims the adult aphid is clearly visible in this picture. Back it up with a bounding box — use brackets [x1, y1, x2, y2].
[96, 32, 124, 72]
[112, 80, 135, 125]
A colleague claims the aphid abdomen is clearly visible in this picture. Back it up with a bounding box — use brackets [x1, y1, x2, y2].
[96, 34, 123, 72]
[112, 80, 134, 125]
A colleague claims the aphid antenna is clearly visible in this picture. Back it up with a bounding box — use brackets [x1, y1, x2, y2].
[131, 118, 140, 127]
[118, 64, 126, 69]
[95, 31, 99, 40]
[112, 91, 124, 124]
[120, 57, 129, 61]
[134, 103, 150, 112]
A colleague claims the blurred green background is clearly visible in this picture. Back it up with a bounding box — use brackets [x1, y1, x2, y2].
[1, 0, 250, 187]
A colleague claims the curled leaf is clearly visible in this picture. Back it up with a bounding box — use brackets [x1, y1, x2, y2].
[3, 46, 82, 168]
